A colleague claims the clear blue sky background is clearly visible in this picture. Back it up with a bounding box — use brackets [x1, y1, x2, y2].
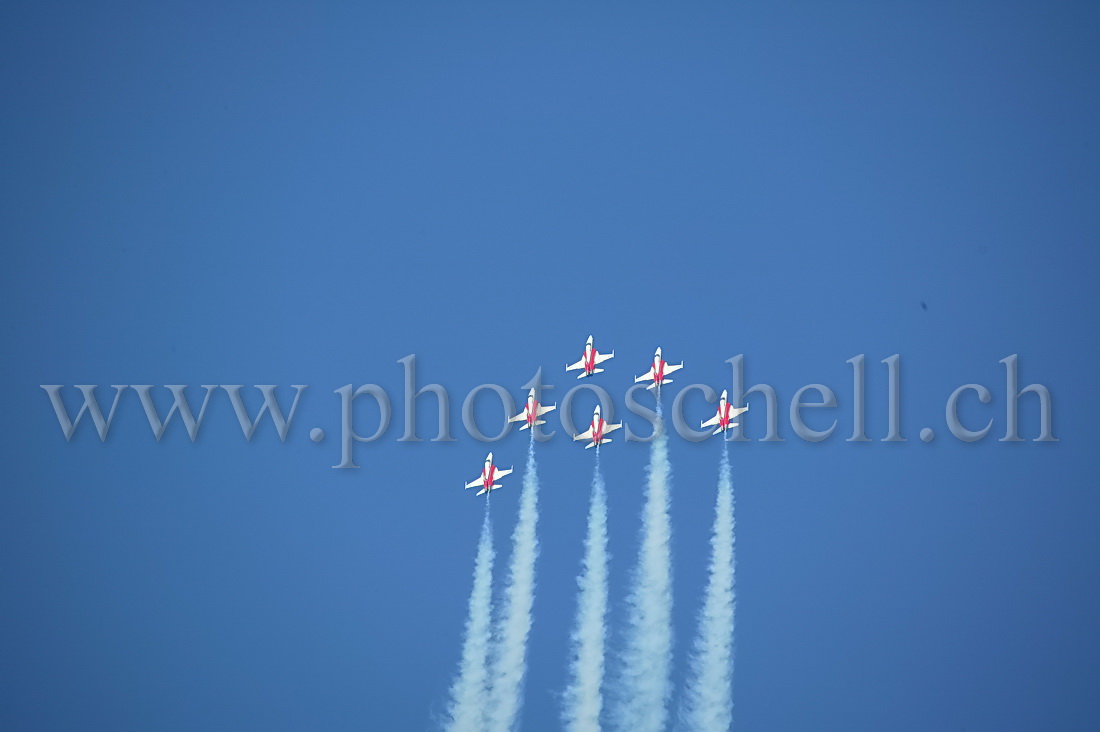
[2, 2, 1098, 729]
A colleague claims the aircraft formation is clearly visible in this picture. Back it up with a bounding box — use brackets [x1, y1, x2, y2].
[463, 336, 748, 497]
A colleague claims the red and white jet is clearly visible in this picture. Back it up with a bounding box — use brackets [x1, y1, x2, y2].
[565, 335, 615, 379]
[464, 452, 513, 497]
[701, 390, 749, 435]
[573, 404, 622, 449]
[508, 388, 557, 430]
[634, 346, 684, 392]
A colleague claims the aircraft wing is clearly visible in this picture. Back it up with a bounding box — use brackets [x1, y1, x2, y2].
[664, 362, 684, 376]
[565, 357, 586, 372]
[495, 467, 514, 480]
[537, 404, 556, 415]
[729, 406, 749, 418]
[634, 368, 655, 384]
[701, 414, 720, 428]
[594, 351, 615, 364]
[508, 410, 528, 423]
[604, 422, 622, 434]
[465, 476, 484, 489]
[573, 425, 594, 442]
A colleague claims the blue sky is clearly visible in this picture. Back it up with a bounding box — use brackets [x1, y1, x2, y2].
[2, 1, 1099, 729]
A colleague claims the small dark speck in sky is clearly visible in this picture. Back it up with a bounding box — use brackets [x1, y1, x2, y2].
[920, 301, 928, 310]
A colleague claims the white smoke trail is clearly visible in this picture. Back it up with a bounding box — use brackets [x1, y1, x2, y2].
[446, 505, 496, 732]
[487, 438, 540, 731]
[679, 445, 736, 732]
[562, 454, 610, 732]
[616, 411, 674, 732]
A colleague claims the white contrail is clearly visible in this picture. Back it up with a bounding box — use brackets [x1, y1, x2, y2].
[446, 505, 496, 732]
[679, 445, 736, 732]
[488, 438, 540, 731]
[616, 411, 674, 732]
[562, 454, 610, 732]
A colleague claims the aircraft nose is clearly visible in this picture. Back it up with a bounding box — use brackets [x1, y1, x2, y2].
[487, 452, 493, 462]
[655, 347, 662, 356]
[586, 335, 593, 345]
[720, 390, 728, 400]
